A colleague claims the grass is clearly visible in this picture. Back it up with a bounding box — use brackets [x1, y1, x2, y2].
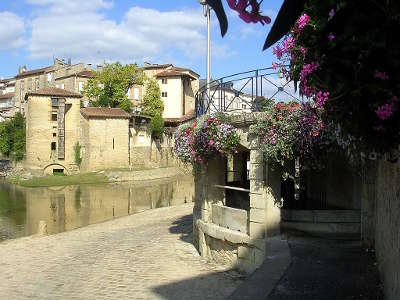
[8, 172, 109, 188]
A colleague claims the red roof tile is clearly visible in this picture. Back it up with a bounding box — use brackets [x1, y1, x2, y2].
[26, 87, 82, 98]
[0, 92, 14, 100]
[164, 110, 195, 126]
[80, 107, 131, 119]
[15, 66, 54, 78]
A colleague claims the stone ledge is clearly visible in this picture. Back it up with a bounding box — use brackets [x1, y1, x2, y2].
[197, 220, 251, 244]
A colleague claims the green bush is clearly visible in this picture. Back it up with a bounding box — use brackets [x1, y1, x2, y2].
[149, 113, 165, 139]
[0, 113, 26, 161]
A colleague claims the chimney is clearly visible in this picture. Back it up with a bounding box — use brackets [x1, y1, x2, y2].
[87, 63, 92, 70]
[68, 58, 72, 65]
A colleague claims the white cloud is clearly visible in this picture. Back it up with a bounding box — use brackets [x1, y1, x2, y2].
[0, 12, 25, 51]
[26, 1, 232, 65]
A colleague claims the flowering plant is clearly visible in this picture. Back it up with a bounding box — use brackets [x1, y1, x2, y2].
[271, 1, 400, 160]
[174, 115, 240, 164]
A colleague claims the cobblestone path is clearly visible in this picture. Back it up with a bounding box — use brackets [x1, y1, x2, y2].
[0, 204, 243, 300]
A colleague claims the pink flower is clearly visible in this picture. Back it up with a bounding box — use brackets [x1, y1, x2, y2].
[328, 9, 335, 20]
[227, 0, 271, 25]
[273, 44, 283, 60]
[300, 47, 307, 57]
[376, 103, 394, 120]
[316, 91, 329, 107]
[328, 33, 335, 41]
[374, 70, 389, 80]
[297, 14, 310, 31]
[272, 62, 278, 69]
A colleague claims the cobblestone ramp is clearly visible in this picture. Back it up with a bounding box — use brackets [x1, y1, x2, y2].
[0, 204, 243, 300]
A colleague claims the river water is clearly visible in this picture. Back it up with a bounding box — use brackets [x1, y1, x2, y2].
[0, 175, 194, 242]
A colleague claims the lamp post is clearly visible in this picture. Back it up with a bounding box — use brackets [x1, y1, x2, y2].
[198, 0, 211, 104]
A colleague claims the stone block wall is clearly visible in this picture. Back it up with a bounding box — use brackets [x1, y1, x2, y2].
[374, 159, 400, 300]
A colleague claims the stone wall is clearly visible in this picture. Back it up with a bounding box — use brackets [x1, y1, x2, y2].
[80, 117, 130, 172]
[25, 95, 81, 174]
[374, 158, 400, 300]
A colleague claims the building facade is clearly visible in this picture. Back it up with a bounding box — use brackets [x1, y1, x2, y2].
[127, 63, 200, 119]
[25, 87, 82, 175]
[15, 58, 89, 114]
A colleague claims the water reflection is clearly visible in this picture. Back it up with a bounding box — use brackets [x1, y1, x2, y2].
[0, 175, 194, 242]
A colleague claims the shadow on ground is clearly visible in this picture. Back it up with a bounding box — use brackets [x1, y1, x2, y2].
[168, 213, 193, 244]
[267, 231, 384, 300]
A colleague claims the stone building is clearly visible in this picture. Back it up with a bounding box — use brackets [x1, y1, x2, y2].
[55, 70, 94, 106]
[80, 107, 131, 172]
[15, 58, 89, 114]
[127, 63, 200, 119]
[0, 92, 15, 122]
[25, 87, 82, 175]
[0, 77, 15, 95]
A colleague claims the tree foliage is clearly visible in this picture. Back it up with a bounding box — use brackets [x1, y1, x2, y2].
[141, 78, 164, 117]
[0, 113, 26, 161]
[148, 113, 165, 140]
[84, 62, 144, 112]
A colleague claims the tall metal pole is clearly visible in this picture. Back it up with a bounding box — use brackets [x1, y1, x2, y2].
[206, 5, 211, 104]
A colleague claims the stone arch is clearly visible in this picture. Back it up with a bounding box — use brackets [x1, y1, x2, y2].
[43, 163, 69, 175]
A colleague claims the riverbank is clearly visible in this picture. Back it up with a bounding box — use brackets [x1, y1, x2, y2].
[7, 166, 190, 188]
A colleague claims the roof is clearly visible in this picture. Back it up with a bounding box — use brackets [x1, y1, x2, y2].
[16, 66, 54, 79]
[156, 69, 199, 80]
[164, 110, 196, 126]
[80, 107, 131, 119]
[0, 92, 14, 100]
[26, 87, 82, 98]
[0, 78, 15, 84]
[55, 70, 95, 81]
[142, 63, 173, 70]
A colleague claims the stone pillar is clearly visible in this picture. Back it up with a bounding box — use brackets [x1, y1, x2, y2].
[264, 162, 282, 237]
[248, 149, 267, 268]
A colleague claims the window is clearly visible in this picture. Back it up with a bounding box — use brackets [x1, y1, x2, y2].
[51, 98, 58, 107]
[78, 82, 84, 93]
[112, 138, 115, 150]
[162, 92, 167, 97]
[35, 78, 40, 91]
[133, 88, 139, 100]
[162, 78, 168, 84]
[27, 79, 32, 92]
[242, 104, 247, 109]
[52, 113, 57, 121]
[53, 133, 57, 137]
[51, 142, 57, 151]
[47, 73, 53, 82]
[60, 83, 65, 90]
[53, 169, 64, 175]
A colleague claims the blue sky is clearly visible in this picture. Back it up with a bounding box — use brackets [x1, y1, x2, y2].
[0, 0, 283, 80]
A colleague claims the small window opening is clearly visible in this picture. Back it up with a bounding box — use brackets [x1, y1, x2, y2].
[53, 169, 64, 175]
[162, 92, 167, 97]
[113, 138, 115, 150]
[53, 133, 57, 137]
[162, 79, 168, 84]
[51, 142, 56, 151]
[52, 113, 58, 121]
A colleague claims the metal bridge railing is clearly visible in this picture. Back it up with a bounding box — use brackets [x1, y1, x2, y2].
[195, 66, 301, 116]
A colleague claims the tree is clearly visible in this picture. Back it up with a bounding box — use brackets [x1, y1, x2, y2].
[141, 78, 164, 117]
[84, 62, 144, 112]
[0, 113, 26, 161]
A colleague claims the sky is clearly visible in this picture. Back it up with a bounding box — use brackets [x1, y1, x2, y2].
[0, 0, 284, 80]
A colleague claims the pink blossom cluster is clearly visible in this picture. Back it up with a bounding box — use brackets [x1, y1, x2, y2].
[374, 70, 389, 80]
[316, 91, 330, 108]
[227, 0, 271, 25]
[375, 96, 399, 121]
[297, 14, 310, 31]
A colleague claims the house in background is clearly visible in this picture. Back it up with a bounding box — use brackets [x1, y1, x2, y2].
[0, 92, 15, 122]
[0, 77, 16, 95]
[15, 58, 91, 115]
[127, 63, 200, 119]
[199, 79, 253, 114]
